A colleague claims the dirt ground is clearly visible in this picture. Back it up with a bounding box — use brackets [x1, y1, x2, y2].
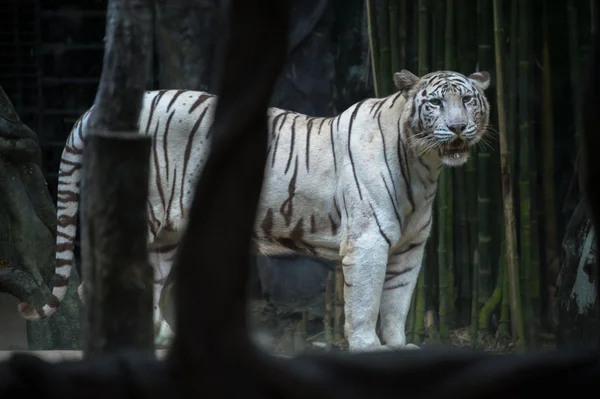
[0, 295, 555, 355]
[247, 299, 557, 356]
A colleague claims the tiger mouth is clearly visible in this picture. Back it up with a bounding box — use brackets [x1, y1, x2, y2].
[439, 140, 469, 158]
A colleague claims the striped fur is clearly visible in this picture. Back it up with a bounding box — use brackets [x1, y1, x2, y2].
[18, 69, 490, 352]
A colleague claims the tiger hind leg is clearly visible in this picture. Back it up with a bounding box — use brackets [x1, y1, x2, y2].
[76, 277, 174, 347]
[150, 246, 177, 348]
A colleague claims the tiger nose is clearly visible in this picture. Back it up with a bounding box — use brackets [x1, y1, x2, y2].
[447, 123, 467, 135]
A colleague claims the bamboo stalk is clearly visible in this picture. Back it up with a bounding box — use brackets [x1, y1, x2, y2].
[470, 254, 479, 338]
[454, 0, 473, 328]
[436, 0, 449, 342]
[498, 237, 511, 339]
[418, 0, 430, 76]
[389, 0, 400, 74]
[475, 0, 493, 329]
[478, 255, 502, 331]
[399, 0, 407, 69]
[518, 0, 534, 349]
[433, 0, 445, 71]
[445, 0, 456, 329]
[324, 271, 333, 351]
[333, 262, 344, 341]
[294, 310, 309, 352]
[592, 0, 597, 35]
[437, 174, 450, 340]
[366, 0, 381, 97]
[456, 0, 478, 74]
[411, 2, 419, 72]
[567, 0, 584, 192]
[493, 0, 525, 349]
[539, 0, 559, 336]
[414, 265, 426, 344]
[407, 286, 417, 343]
[455, 169, 471, 326]
[412, 0, 429, 345]
[425, 236, 439, 341]
[464, 1, 479, 330]
[444, 0, 455, 70]
[526, 1, 544, 343]
[379, 0, 392, 96]
[507, 0, 518, 180]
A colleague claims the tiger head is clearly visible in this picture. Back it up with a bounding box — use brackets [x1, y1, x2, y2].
[394, 69, 491, 167]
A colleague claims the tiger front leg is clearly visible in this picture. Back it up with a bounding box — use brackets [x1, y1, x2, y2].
[341, 235, 390, 352]
[378, 243, 426, 350]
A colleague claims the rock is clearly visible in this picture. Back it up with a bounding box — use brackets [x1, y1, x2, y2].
[557, 199, 599, 350]
[256, 255, 333, 320]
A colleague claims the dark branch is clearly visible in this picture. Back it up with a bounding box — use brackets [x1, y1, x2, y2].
[166, 0, 289, 393]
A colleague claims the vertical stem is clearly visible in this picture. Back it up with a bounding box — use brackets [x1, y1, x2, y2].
[518, 0, 534, 348]
[389, 0, 400, 74]
[592, 0, 597, 36]
[444, 0, 455, 70]
[433, 0, 445, 71]
[455, 0, 474, 328]
[414, 264, 426, 343]
[508, 0, 518, 180]
[418, 0, 430, 76]
[538, 0, 557, 332]
[333, 262, 344, 341]
[407, 287, 417, 343]
[476, 0, 493, 326]
[379, 0, 393, 95]
[567, 0, 584, 192]
[493, 0, 525, 348]
[324, 271, 333, 350]
[366, 0, 381, 97]
[438, 171, 450, 340]
[498, 236, 511, 338]
[398, 0, 407, 70]
[455, 168, 471, 326]
[445, 0, 456, 329]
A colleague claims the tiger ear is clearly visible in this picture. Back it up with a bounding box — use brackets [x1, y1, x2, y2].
[394, 70, 420, 93]
[468, 71, 490, 91]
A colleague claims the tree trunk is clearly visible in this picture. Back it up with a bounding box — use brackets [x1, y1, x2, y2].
[81, 0, 154, 357]
[0, 86, 81, 349]
[154, 0, 218, 91]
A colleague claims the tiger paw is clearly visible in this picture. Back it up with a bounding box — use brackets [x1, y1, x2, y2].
[384, 342, 421, 351]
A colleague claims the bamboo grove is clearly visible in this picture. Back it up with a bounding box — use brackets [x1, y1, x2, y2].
[361, 0, 594, 352]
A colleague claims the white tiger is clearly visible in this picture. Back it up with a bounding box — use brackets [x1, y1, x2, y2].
[18, 69, 490, 352]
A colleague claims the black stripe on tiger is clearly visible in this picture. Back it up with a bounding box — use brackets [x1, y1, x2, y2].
[166, 89, 187, 112]
[368, 201, 391, 247]
[377, 113, 399, 200]
[396, 120, 415, 212]
[329, 118, 337, 173]
[347, 100, 367, 201]
[163, 110, 175, 183]
[285, 115, 300, 174]
[305, 117, 314, 172]
[180, 106, 209, 214]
